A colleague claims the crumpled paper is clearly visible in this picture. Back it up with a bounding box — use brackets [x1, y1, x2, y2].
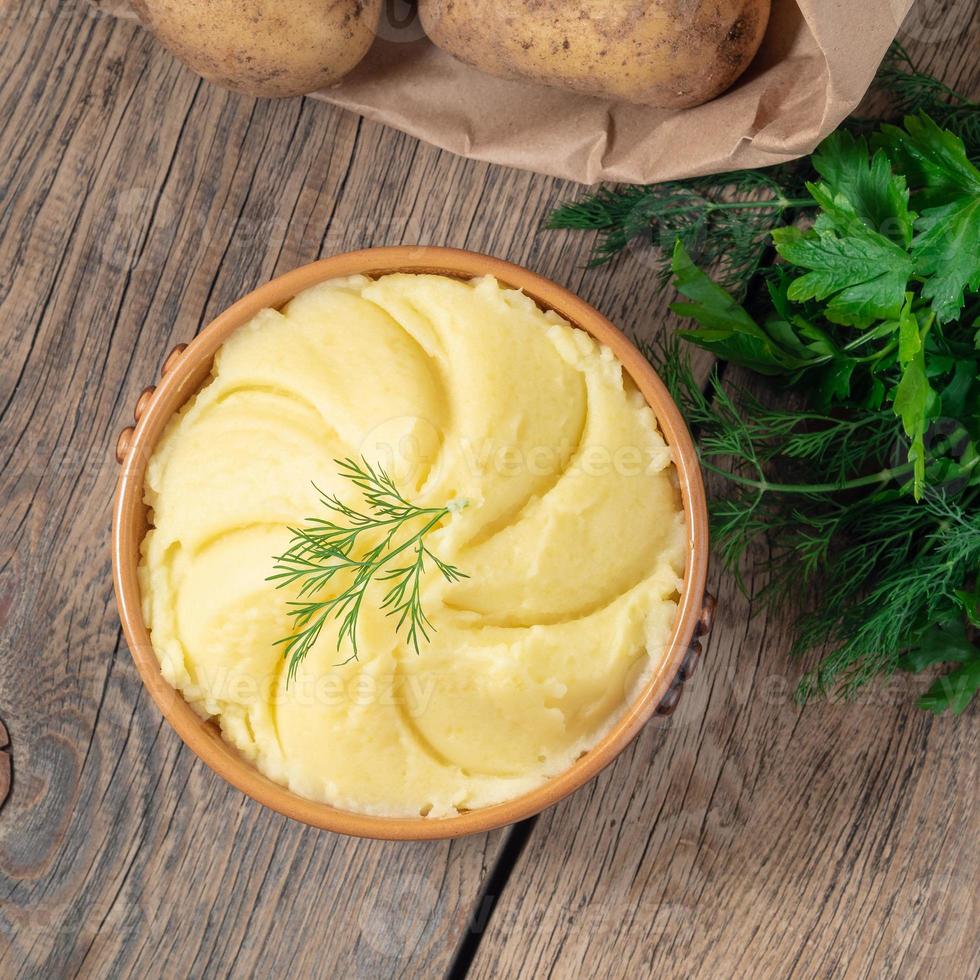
[93, 0, 913, 184]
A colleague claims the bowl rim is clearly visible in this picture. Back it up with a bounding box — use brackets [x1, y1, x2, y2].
[112, 245, 709, 840]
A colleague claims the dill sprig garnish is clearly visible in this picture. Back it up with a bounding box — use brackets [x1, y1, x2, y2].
[269, 458, 468, 684]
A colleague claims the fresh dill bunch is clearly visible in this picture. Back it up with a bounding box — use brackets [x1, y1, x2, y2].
[795, 494, 980, 702]
[547, 167, 812, 298]
[269, 458, 468, 684]
[651, 338, 980, 713]
[651, 338, 903, 583]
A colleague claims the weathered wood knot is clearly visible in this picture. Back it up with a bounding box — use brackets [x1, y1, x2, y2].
[657, 592, 716, 717]
[0, 717, 10, 812]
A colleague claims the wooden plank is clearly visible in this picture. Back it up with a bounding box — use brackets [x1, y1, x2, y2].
[465, 13, 980, 980]
[0, 2, 689, 977]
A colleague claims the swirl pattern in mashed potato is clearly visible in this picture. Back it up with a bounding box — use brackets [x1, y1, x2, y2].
[139, 273, 686, 817]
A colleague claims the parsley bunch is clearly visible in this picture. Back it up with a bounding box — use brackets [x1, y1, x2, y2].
[663, 115, 979, 714]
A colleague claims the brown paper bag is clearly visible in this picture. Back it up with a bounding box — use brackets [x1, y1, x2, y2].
[92, 0, 913, 184]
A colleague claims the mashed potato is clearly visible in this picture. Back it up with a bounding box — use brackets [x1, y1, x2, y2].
[139, 274, 686, 817]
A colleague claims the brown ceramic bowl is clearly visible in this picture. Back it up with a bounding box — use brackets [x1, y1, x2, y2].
[112, 246, 711, 840]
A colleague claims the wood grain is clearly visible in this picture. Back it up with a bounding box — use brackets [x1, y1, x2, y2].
[0, 1, 977, 978]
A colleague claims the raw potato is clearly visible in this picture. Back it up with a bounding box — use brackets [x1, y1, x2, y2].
[131, 0, 382, 98]
[419, 0, 771, 109]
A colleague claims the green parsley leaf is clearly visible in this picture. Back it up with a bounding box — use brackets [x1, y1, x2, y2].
[875, 116, 980, 323]
[875, 114, 980, 209]
[814, 360, 856, 405]
[897, 293, 921, 361]
[910, 196, 980, 323]
[892, 308, 932, 499]
[955, 585, 980, 627]
[772, 184, 914, 326]
[899, 618, 978, 671]
[905, 619, 980, 716]
[669, 241, 818, 375]
[918, 655, 980, 715]
[812, 130, 916, 246]
[938, 357, 979, 419]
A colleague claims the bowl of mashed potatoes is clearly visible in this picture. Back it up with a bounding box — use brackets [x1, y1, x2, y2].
[112, 246, 710, 839]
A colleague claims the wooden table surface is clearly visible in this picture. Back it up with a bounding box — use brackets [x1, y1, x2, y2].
[1, 2, 977, 977]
